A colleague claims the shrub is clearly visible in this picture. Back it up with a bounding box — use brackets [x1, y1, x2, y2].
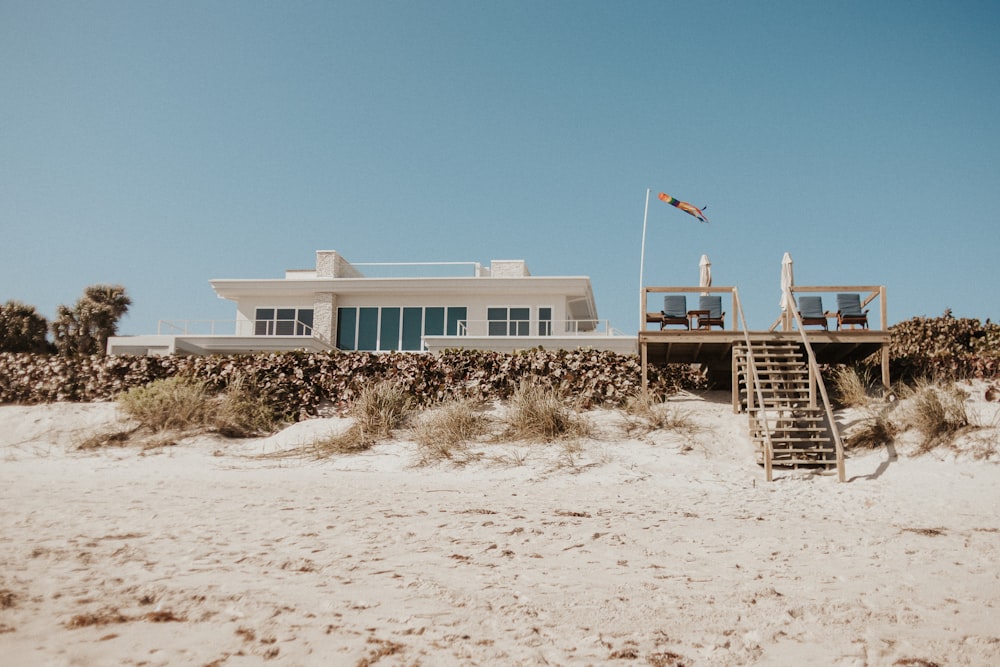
[502, 381, 590, 441]
[830, 365, 878, 408]
[413, 398, 489, 466]
[845, 405, 898, 450]
[118, 376, 211, 433]
[350, 381, 414, 437]
[212, 373, 280, 437]
[620, 390, 695, 436]
[887, 312, 1000, 380]
[312, 381, 414, 456]
[901, 380, 972, 453]
[0, 301, 51, 353]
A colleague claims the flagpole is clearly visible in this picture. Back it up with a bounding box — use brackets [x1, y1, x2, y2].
[638, 187, 651, 330]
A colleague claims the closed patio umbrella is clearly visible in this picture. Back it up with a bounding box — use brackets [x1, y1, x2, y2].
[698, 255, 712, 287]
[699, 254, 712, 295]
[780, 252, 794, 329]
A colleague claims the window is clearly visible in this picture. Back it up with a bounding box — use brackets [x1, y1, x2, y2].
[488, 307, 530, 336]
[336, 308, 356, 349]
[357, 307, 378, 351]
[379, 308, 401, 352]
[538, 307, 552, 336]
[254, 308, 314, 336]
[446, 307, 467, 336]
[336, 306, 468, 351]
[401, 307, 423, 351]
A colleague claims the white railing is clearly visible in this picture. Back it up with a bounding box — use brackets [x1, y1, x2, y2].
[453, 319, 620, 337]
[157, 319, 320, 339]
[351, 262, 485, 278]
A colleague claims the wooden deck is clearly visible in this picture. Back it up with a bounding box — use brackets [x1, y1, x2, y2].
[640, 284, 891, 394]
[639, 329, 887, 368]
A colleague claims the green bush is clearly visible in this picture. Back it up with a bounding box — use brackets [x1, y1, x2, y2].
[118, 377, 211, 433]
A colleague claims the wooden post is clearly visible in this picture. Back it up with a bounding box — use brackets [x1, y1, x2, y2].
[641, 338, 648, 394]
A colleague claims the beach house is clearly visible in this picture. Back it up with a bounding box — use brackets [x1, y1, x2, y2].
[107, 250, 635, 356]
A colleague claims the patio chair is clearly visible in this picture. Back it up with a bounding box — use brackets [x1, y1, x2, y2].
[836, 293, 869, 330]
[660, 295, 689, 330]
[695, 295, 725, 330]
[797, 296, 829, 330]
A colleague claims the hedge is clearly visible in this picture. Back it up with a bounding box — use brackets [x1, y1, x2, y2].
[0, 349, 707, 419]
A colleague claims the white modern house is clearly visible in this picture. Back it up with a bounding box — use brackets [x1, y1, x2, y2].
[107, 251, 635, 356]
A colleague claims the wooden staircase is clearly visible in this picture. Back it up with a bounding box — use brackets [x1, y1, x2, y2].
[734, 341, 839, 474]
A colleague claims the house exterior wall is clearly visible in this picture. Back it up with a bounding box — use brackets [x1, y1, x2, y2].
[107, 251, 627, 356]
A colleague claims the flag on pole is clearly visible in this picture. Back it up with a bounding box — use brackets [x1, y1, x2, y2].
[657, 192, 709, 223]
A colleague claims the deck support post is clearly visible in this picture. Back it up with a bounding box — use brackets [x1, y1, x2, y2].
[640, 338, 648, 394]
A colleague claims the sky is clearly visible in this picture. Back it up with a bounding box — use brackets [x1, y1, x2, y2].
[2, 0, 999, 337]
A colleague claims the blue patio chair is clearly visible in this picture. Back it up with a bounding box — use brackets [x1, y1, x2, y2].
[797, 296, 829, 330]
[836, 293, 869, 330]
[660, 295, 689, 330]
[696, 295, 725, 330]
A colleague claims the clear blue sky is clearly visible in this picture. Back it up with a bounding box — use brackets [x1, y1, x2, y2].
[3, 1, 998, 336]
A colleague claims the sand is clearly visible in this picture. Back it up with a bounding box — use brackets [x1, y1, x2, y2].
[1, 387, 999, 666]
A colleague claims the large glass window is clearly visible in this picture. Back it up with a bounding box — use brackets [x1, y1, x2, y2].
[336, 306, 468, 351]
[254, 308, 314, 336]
[336, 308, 356, 349]
[357, 307, 379, 351]
[379, 308, 401, 352]
[401, 307, 423, 351]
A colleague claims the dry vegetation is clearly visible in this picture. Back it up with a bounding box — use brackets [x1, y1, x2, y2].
[830, 365, 880, 408]
[79, 375, 281, 450]
[310, 381, 414, 456]
[901, 379, 973, 453]
[835, 367, 993, 458]
[412, 398, 489, 466]
[620, 390, 696, 437]
[500, 381, 591, 442]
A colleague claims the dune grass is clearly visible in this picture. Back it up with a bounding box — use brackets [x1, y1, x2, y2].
[830, 365, 879, 408]
[412, 398, 489, 466]
[620, 390, 695, 436]
[901, 379, 973, 453]
[845, 405, 898, 450]
[311, 381, 414, 456]
[501, 381, 591, 442]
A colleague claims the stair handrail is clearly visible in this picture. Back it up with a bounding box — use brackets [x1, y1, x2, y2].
[732, 287, 775, 482]
[784, 286, 847, 482]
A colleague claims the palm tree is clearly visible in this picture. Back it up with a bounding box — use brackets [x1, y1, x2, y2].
[52, 284, 132, 356]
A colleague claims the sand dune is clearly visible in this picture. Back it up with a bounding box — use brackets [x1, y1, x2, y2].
[1, 388, 999, 666]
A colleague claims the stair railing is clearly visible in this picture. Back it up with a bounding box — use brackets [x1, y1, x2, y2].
[733, 288, 776, 482]
[783, 286, 847, 482]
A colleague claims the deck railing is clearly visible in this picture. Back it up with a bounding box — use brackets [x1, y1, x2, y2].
[641, 286, 739, 331]
[772, 285, 887, 332]
[642, 284, 886, 334]
[783, 285, 847, 482]
[158, 319, 324, 341]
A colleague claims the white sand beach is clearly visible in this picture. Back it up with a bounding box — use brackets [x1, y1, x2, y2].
[2, 388, 999, 666]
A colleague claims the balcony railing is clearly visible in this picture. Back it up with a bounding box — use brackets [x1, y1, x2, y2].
[453, 319, 621, 337]
[157, 319, 323, 340]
